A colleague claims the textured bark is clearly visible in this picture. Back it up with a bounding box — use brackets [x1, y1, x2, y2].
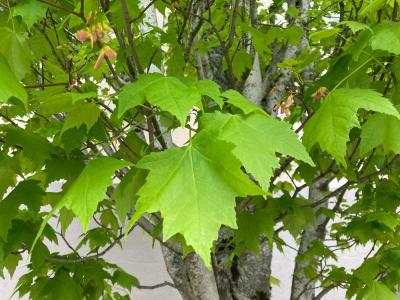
[215, 246, 272, 299]
[224, 47, 273, 300]
[163, 30, 273, 300]
[189, 1, 214, 81]
[234, 243, 272, 299]
[162, 247, 220, 300]
[263, 0, 312, 114]
[211, 227, 272, 300]
[205, 2, 273, 294]
[261, 43, 282, 116]
[290, 178, 329, 300]
[282, 1, 332, 298]
[242, 0, 264, 107]
[263, 47, 296, 114]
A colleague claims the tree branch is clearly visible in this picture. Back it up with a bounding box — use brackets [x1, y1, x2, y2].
[226, 0, 240, 49]
[136, 216, 183, 255]
[308, 155, 399, 208]
[132, 0, 158, 23]
[47, 232, 124, 264]
[25, 82, 68, 89]
[37, 0, 86, 22]
[136, 281, 176, 290]
[121, 0, 144, 74]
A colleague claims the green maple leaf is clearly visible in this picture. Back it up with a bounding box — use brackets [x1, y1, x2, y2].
[60, 157, 129, 231]
[303, 88, 400, 165]
[44, 158, 85, 185]
[200, 112, 314, 190]
[354, 258, 379, 283]
[4, 252, 20, 277]
[32, 158, 129, 249]
[142, 76, 201, 126]
[360, 112, 400, 155]
[118, 74, 201, 125]
[112, 268, 139, 292]
[370, 21, 400, 55]
[310, 28, 341, 43]
[364, 281, 397, 300]
[232, 50, 252, 78]
[13, 0, 47, 28]
[375, 180, 400, 211]
[339, 21, 372, 34]
[118, 73, 161, 116]
[113, 168, 147, 222]
[59, 127, 86, 154]
[194, 79, 223, 107]
[3, 127, 55, 165]
[366, 212, 400, 231]
[359, 0, 387, 17]
[0, 153, 20, 198]
[61, 102, 100, 134]
[222, 89, 265, 115]
[0, 54, 27, 105]
[235, 208, 274, 254]
[40, 92, 97, 115]
[0, 28, 32, 80]
[128, 132, 263, 265]
[0, 181, 44, 242]
[38, 270, 82, 300]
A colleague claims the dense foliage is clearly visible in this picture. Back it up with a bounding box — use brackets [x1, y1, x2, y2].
[1, 0, 400, 299]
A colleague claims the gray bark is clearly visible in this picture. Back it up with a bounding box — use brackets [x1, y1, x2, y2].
[203, 1, 273, 295]
[162, 247, 220, 300]
[160, 0, 274, 295]
[263, 47, 296, 114]
[189, 1, 215, 81]
[281, 1, 332, 298]
[234, 244, 272, 299]
[159, 1, 221, 298]
[290, 178, 329, 300]
[211, 227, 272, 300]
[242, 53, 264, 106]
[262, 0, 312, 114]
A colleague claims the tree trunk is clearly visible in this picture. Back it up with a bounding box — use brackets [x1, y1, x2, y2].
[290, 178, 329, 300]
[162, 246, 220, 300]
[160, 0, 275, 295]
[139, 0, 317, 299]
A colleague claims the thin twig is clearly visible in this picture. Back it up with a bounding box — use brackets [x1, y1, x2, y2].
[47, 233, 124, 264]
[37, 0, 86, 22]
[25, 82, 68, 88]
[227, 0, 240, 49]
[132, 0, 158, 23]
[307, 156, 398, 208]
[136, 281, 176, 290]
[121, 0, 143, 74]
[56, 231, 81, 258]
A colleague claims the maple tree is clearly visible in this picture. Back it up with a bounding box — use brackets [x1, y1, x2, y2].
[1, 0, 400, 299]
